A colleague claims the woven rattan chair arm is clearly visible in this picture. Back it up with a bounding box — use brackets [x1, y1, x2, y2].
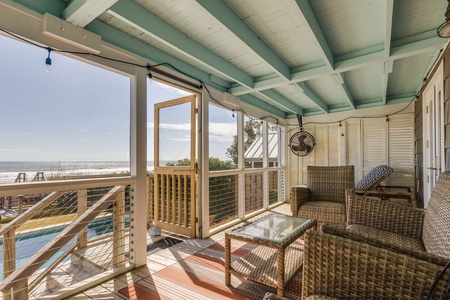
[302, 230, 450, 300]
[320, 223, 447, 266]
[346, 189, 424, 239]
[290, 185, 310, 216]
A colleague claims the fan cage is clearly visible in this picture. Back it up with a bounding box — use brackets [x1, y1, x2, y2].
[289, 131, 316, 156]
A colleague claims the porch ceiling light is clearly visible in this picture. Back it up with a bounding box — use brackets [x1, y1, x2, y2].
[437, 0, 450, 37]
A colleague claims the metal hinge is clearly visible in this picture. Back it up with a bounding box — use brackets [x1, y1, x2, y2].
[195, 108, 198, 114]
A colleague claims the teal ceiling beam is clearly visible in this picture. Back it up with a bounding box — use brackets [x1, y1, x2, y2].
[63, 0, 118, 27]
[386, 94, 416, 105]
[11, 0, 66, 16]
[290, 0, 334, 69]
[195, 0, 308, 114]
[230, 33, 445, 96]
[108, 0, 254, 89]
[86, 20, 227, 92]
[209, 74, 231, 89]
[339, 79, 356, 109]
[382, 0, 394, 105]
[383, 0, 394, 58]
[390, 32, 445, 58]
[240, 95, 287, 118]
[195, 0, 291, 80]
[259, 90, 304, 114]
[296, 82, 328, 113]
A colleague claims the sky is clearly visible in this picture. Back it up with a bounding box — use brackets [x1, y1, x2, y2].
[0, 33, 237, 162]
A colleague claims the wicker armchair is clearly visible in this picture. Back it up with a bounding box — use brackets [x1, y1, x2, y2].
[302, 171, 450, 299]
[290, 165, 354, 226]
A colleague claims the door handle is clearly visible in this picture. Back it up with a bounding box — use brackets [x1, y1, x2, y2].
[427, 167, 439, 170]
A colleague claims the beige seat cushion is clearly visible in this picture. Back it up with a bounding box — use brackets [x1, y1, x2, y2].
[298, 201, 346, 225]
[347, 224, 425, 252]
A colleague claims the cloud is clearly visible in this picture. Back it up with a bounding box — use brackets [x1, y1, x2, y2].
[153, 81, 191, 96]
[209, 122, 236, 142]
[148, 121, 236, 142]
[0, 148, 33, 152]
[147, 122, 190, 130]
[0, 132, 34, 138]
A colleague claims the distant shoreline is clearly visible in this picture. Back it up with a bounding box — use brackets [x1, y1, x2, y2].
[0, 161, 171, 184]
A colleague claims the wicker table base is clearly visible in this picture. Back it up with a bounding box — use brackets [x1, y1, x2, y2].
[231, 242, 304, 288]
[225, 215, 315, 296]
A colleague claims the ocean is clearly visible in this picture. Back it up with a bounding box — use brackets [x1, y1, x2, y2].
[0, 161, 158, 184]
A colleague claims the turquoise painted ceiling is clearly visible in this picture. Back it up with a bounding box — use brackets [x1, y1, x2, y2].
[11, 0, 449, 117]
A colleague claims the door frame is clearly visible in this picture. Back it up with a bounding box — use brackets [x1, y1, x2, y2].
[423, 62, 444, 207]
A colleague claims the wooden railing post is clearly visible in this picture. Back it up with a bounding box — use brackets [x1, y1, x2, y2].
[12, 279, 27, 300]
[113, 187, 125, 268]
[77, 189, 88, 249]
[148, 174, 153, 227]
[3, 229, 16, 300]
[18, 196, 23, 215]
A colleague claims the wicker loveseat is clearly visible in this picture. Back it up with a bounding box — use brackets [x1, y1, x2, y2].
[302, 171, 450, 299]
[290, 165, 355, 226]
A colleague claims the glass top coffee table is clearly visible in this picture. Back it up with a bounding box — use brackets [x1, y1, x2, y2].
[225, 214, 315, 296]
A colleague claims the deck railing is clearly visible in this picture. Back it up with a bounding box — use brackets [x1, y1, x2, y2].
[0, 177, 132, 300]
[209, 169, 286, 230]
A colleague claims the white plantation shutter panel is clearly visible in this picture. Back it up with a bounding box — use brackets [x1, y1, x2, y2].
[363, 118, 386, 176]
[388, 114, 414, 187]
[347, 120, 361, 178]
[300, 126, 314, 183]
[328, 124, 339, 165]
[314, 126, 327, 165]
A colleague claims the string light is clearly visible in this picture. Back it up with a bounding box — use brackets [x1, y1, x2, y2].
[45, 47, 52, 72]
[0, 27, 288, 125]
[147, 65, 153, 79]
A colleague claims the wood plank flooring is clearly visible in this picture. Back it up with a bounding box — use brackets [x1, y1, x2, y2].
[65, 204, 296, 300]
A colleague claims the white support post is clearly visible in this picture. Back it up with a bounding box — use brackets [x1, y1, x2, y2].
[237, 112, 245, 219]
[129, 65, 147, 267]
[262, 121, 269, 208]
[279, 126, 286, 202]
[200, 92, 209, 238]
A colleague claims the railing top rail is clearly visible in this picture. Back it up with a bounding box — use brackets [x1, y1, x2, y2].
[0, 176, 134, 197]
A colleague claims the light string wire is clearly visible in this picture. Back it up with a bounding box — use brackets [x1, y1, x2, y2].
[1, 27, 441, 128]
[0, 27, 282, 125]
[285, 47, 444, 133]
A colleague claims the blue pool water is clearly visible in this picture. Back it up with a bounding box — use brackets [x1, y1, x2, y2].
[0, 215, 130, 281]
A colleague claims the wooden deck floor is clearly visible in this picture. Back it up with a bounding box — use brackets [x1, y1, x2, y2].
[64, 204, 295, 300]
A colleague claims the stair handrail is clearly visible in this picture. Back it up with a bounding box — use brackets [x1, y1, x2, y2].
[0, 191, 65, 237]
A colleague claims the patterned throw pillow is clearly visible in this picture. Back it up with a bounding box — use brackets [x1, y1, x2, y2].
[355, 165, 393, 190]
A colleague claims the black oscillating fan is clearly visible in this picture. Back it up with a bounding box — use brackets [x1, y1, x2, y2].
[289, 114, 315, 156]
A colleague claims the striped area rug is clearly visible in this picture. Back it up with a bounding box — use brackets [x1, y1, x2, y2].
[118, 241, 303, 299]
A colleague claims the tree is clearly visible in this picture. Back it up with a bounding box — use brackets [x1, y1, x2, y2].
[165, 157, 234, 171]
[226, 120, 261, 165]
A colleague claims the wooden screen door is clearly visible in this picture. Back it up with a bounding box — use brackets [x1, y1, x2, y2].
[154, 95, 197, 237]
